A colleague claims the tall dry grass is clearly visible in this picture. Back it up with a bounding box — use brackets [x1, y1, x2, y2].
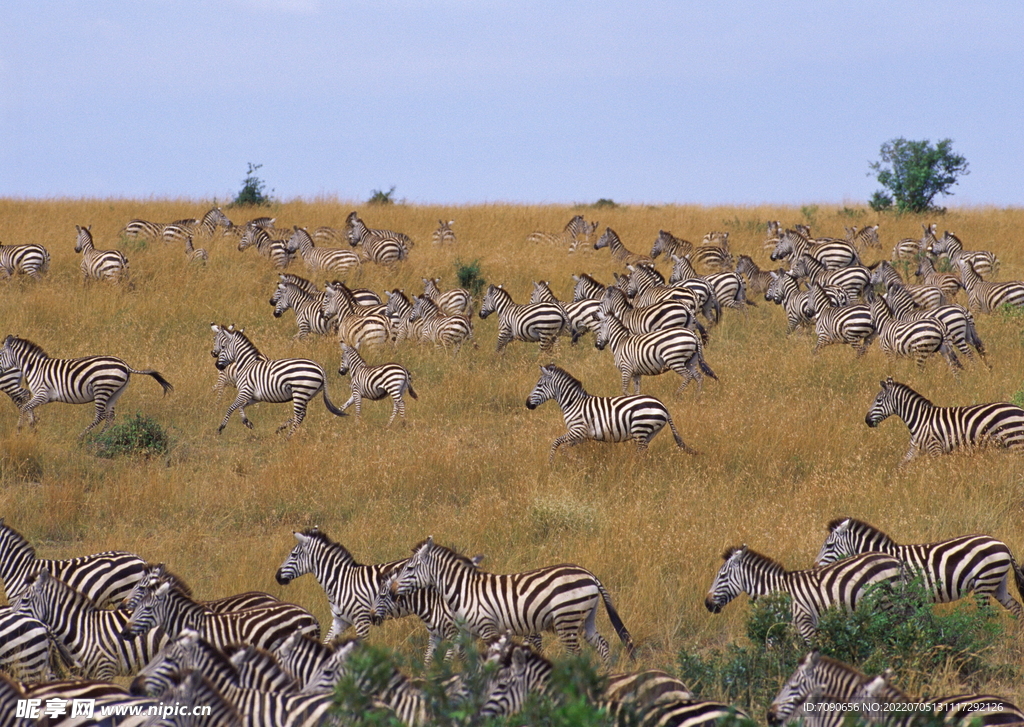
[0, 199, 1022, 700]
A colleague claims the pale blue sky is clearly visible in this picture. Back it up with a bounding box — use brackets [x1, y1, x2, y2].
[3, 1, 1021, 205]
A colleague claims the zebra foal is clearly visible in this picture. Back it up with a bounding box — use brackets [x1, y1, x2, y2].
[74, 225, 129, 283]
[337, 344, 417, 425]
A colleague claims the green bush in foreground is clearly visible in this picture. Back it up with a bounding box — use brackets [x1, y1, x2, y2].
[87, 413, 169, 459]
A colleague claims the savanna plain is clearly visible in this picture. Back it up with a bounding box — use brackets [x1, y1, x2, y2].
[0, 199, 1022, 706]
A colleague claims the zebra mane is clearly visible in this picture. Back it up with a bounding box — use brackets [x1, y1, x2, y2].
[813, 652, 870, 681]
[149, 565, 195, 599]
[26, 570, 102, 612]
[883, 379, 932, 407]
[828, 518, 898, 548]
[0, 520, 35, 558]
[412, 538, 481, 571]
[4, 336, 48, 359]
[300, 528, 361, 566]
[722, 546, 786, 573]
[177, 633, 240, 678]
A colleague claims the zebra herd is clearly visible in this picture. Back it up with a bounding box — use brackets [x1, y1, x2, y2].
[2, 507, 1024, 724]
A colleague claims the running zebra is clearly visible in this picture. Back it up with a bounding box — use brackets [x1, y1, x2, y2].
[789, 253, 872, 302]
[691, 237, 734, 273]
[74, 225, 129, 282]
[807, 283, 875, 356]
[322, 281, 392, 348]
[868, 261, 946, 309]
[285, 226, 360, 275]
[669, 255, 752, 316]
[0, 335, 173, 436]
[394, 536, 636, 661]
[601, 286, 706, 339]
[432, 219, 457, 244]
[385, 289, 426, 343]
[815, 517, 1024, 615]
[120, 217, 169, 241]
[956, 258, 1024, 313]
[124, 563, 279, 614]
[628, 260, 716, 323]
[0, 606, 54, 680]
[914, 255, 963, 300]
[275, 528, 405, 642]
[928, 230, 1000, 279]
[0, 239, 50, 280]
[865, 378, 1024, 464]
[407, 296, 474, 350]
[850, 672, 1023, 727]
[770, 228, 860, 269]
[161, 207, 234, 244]
[526, 364, 696, 458]
[0, 519, 148, 609]
[421, 277, 472, 316]
[344, 211, 411, 265]
[882, 282, 986, 364]
[478, 284, 569, 352]
[237, 225, 293, 268]
[705, 545, 905, 643]
[270, 281, 337, 339]
[649, 229, 694, 260]
[870, 297, 962, 371]
[593, 227, 655, 267]
[594, 310, 717, 395]
[736, 255, 775, 298]
[530, 280, 602, 343]
[527, 215, 599, 252]
[337, 344, 418, 425]
[765, 270, 816, 334]
[209, 324, 346, 435]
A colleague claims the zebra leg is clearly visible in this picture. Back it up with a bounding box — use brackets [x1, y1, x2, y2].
[495, 325, 512, 352]
[388, 393, 405, 426]
[100, 383, 129, 431]
[990, 573, 1023, 617]
[219, 394, 255, 433]
[581, 608, 611, 662]
[278, 397, 309, 435]
[17, 391, 49, 430]
[550, 430, 587, 460]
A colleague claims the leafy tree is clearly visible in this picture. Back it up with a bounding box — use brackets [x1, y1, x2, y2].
[868, 138, 968, 214]
[232, 163, 272, 207]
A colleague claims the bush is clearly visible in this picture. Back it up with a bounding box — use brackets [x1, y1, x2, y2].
[592, 199, 618, 209]
[231, 163, 272, 207]
[368, 186, 397, 206]
[868, 138, 969, 214]
[87, 413, 169, 459]
[455, 259, 486, 297]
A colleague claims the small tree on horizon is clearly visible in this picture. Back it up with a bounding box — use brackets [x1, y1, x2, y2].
[868, 137, 969, 214]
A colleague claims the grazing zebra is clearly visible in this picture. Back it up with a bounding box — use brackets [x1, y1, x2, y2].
[337, 344, 418, 425]
[914, 255, 963, 300]
[0, 606, 53, 680]
[183, 235, 208, 264]
[344, 211, 411, 265]
[0, 335, 173, 436]
[527, 214, 599, 251]
[770, 228, 860, 269]
[209, 324, 346, 435]
[162, 207, 234, 244]
[815, 517, 1024, 615]
[421, 277, 472, 316]
[0, 519, 148, 610]
[601, 286, 706, 339]
[649, 229, 694, 260]
[929, 230, 999, 279]
[807, 283, 875, 356]
[74, 225, 129, 282]
[526, 364, 696, 458]
[845, 224, 881, 250]
[270, 281, 337, 339]
[705, 545, 905, 643]
[869, 261, 946, 309]
[17, 571, 169, 680]
[736, 255, 775, 298]
[237, 226, 293, 269]
[530, 280, 602, 343]
[851, 672, 1024, 727]
[594, 310, 717, 395]
[865, 378, 1024, 464]
[478, 284, 569, 352]
[284, 226, 360, 275]
[0, 239, 50, 280]
[789, 253, 872, 302]
[407, 296, 474, 350]
[870, 296, 962, 371]
[124, 563, 280, 615]
[956, 258, 1024, 313]
[594, 227, 655, 267]
[882, 282, 986, 364]
[431, 219, 457, 244]
[394, 536, 636, 661]
[124, 579, 319, 652]
[274, 528, 404, 642]
[322, 281, 391, 349]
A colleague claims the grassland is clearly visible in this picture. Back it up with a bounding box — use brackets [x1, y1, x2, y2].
[0, 199, 1022, 705]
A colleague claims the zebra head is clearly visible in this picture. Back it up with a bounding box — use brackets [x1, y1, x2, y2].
[123, 563, 169, 611]
[593, 227, 615, 251]
[210, 323, 241, 370]
[525, 364, 560, 410]
[12, 570, 56, 623]
[705, 545, 752, 613]
[814, 518, 854, 566]
[0, 337, 19, 377]
[337, 344, 362, 377]
[73, 225, 92, 253]
[123, 580, 171, 638]
[304, 639, 359, 692]
[130, 629, 205, 696]
[478, 284, 507, 319]
[394, 536, 438, 597]
[767, 650, 823, 726]
[865, 378, 898, 428]
[370, 571, 401, 626]
[479, 637, 551, 719]
[769, 235, 794, 261]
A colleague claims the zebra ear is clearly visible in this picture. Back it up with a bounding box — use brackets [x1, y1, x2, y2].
[210, 324, 221, 333]
[471, 554, 485, 568]
[294, 531, 309, 544]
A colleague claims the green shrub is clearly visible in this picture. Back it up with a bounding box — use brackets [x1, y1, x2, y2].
[592, 198, 618, 209]
[800, 205, 819, 224]
[368, 186, 397, 205]
[87, 413, 169, 459]
[455, 259, 486, 297]
[231, 163, 272, 207]
[868, 138, 969, 214]
[838, 206, 866, 219]
[1011, 389, 1024, 408]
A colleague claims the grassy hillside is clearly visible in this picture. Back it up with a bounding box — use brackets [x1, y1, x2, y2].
[1, 199, 1022, 703]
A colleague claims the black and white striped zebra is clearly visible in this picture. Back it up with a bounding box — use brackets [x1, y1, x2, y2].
[914, 255, 963, 300]
[270, 281, 337, 339]
[344, 211, 411, 265]
[0, 367, 31, 412]
[807, 283, 875, 356]
[0, 606, 54, 681]
[690, 238, 735, 273]
[765, 270, 816, 334]
[394, 536, 636, 661]
[0, 518, 148, 610]
[478, 284, 569, 352]
[704, 545, 905, 643]
[136, 670, 243, 727]
[527, 215, 598, 252]
[870, 296, 962, 371]
[789, 253, 872, 302]
[124, 563, 280, 615]
[529, 280, 602, 343]
[284, 226, 360, 275]
[593, 227, 655, 267]
[594, 310, 717, 395]
[882, 282, 986, 364]
[209, 324, 346, 435]
[407, 296, 474, 350]
[74, 225, 129, 282]
[769, 651, 868, 727]
[183, 235, 208, 264]
[337, 344, 418, 425]
[637, 257, 719, 323]
[16, 571, 170, 680]
[421, 277, 472, 316]
[770, 228, 860, 270]
[237, 225, 293, 269]
[669, 255, 752, 317]
[271, 632, 337, 690]
[0, 335, 173, 436]
[384, 289, 426, 344]
[956, 258, 1024, 314]
[321, 281, 391, 349]
[649, 229, 694, 260]
[161, 207, 234, 245]
[865, 378, 1024, 464]
[845, 224, 881, 250]
[274, 528, 404, 642]
[815, 517, 1024, 616]
[928, 230, 999, 280]
[868, 260, 946, 309]
[431, 219, 457, 245]
[850, 672, 1023, 727]
[526, 364, 696, 458]
[572, 272, 609, 301]
[736, 255, 775, 298]
[0, 240, 50, 280]
[601, 286, 706, 339]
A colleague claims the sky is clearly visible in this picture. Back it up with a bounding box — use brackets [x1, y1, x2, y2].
[2, 1, 1022, 206]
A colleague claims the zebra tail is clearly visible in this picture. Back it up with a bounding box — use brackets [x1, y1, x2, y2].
[1013, 558, 1024, 608]
[131, 369, 174, 395]
[699, 357, 718, 381]
[407, 380, 418, 400]
[321, 385, 348, 417]
[598, 584, 637, 660]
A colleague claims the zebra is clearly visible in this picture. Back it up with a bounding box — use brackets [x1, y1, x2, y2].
[237, 225, 293, 269]
[807, 283, 875, 356]
[183, 236, 208, 264]
[789, 253, 872, 302]
[868, 261, 946, 309]
[271, 632, 338, 689]
[124, 564, 280, 615]
[337, 344, 418, 425]
[649, 229, 694, 260]
[284, 226, 360, 275]
[123, 579, 319, 652]
[765, 270, 816, 334]
[704, 545, 906, 643]
[769, 651, 871, 727]
[274, 528, 405, 642]
[16, 571, 170, 680]
[594, 310, 717, 395]
[625, 260, 715, 320]
[421, 277, 472, 316]
[161, 207, 234, 245]
[770, 228, 860, 269]
[529, 280, 602, 343]
[527, 215, 599, 251]
[0, 518, 148, 610]
[74, 225, 129, 282]
[431, 219, 457, 245]
[882, 282, 987, 364]
[384, 289, 426, 344]
[815, 517, 1024, 616]
[321, 282, 391, 349]
[736, 255, 775, 298]
[914, 255, 963, 300]
[394, 535, 636, 662]
[0, 606, 54, 680]
[669, 255, 752, 317]
[572, 272, 609, 302]
[845, 224, 881, 250]
[0, 240, 50, 280]
[121, 217, 169, 241]
[209, 324, 346, 435]
[690, 241, 735, 274]
[600, 286, 706, 339]
[407, 295, 474, 350]
[344, 211, 411, 265]
[478, 284, 569, 352]
[137, 670, 243, 727]
[526, 363, 696, 458]
[865, 378, 1024, 464]
[956, 258, 1024, 314]
[892, 224, 935, 262]
[850, 672, 1024, 727]
[870, 297, 962, 371]
[270, 281, 337, 339]
[593, 227, 655, 267]
[928, 230, 1000, 280]
[0, 335, 173, 436]
[0, 367, 30, 411]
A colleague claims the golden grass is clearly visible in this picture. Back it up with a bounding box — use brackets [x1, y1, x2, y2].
[1, 199, 1023, 700]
